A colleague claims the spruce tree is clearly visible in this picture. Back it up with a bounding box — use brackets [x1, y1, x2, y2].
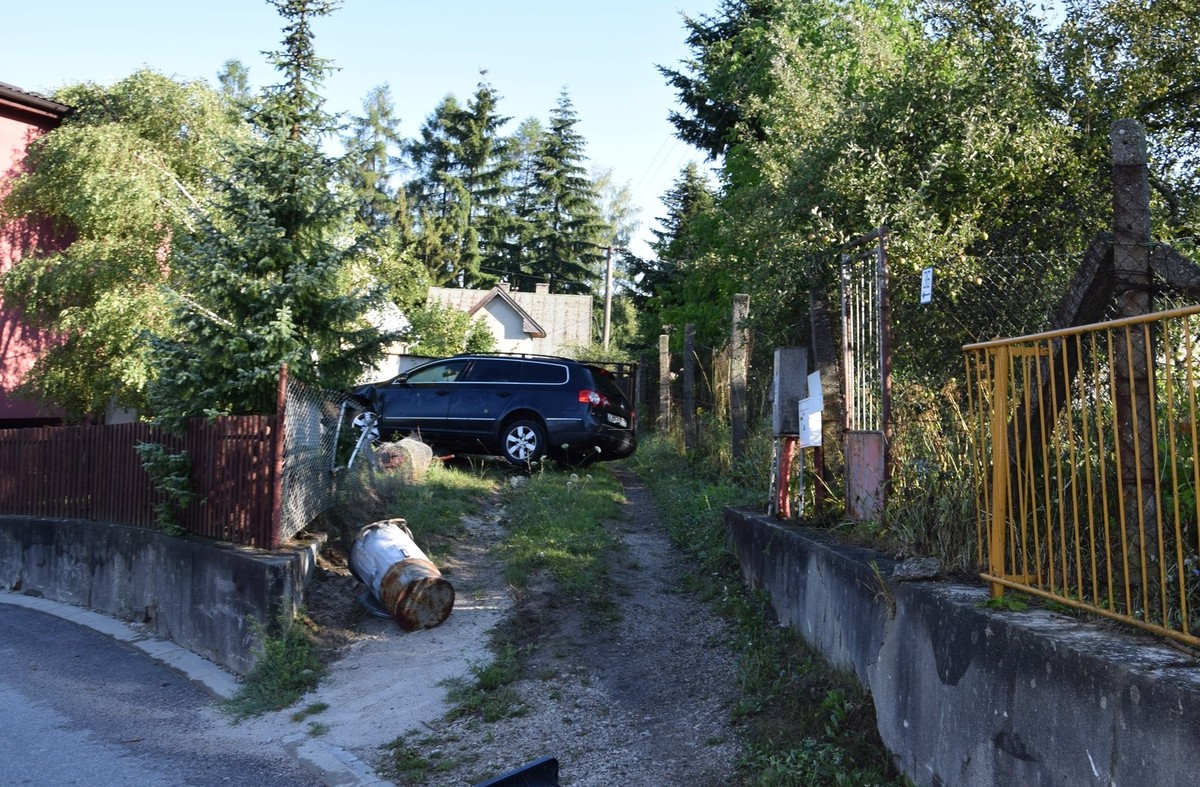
[496, 117, 548, 288]
[525, 91, 609, 294]
[406, 77, 513, 289]
[341, 85, 425, 309]
[148, 0, 388, 419]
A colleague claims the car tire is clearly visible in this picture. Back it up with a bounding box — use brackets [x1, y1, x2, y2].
[502, 419, 546, 467]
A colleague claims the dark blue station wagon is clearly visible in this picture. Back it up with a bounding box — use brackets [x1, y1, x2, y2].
[352, 354, 637, 467]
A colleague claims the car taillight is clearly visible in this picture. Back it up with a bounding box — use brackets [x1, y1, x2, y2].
[579, 389, 610, 407]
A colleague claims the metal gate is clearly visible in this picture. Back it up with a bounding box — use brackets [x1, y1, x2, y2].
[840, 228, 892, 519]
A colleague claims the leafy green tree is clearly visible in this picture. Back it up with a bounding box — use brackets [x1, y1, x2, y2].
[590, 166, 642, 347]
[1050, 0, 1200, 233]
[660, 0, 1092, 374]
[217, 59, 253, 112]
[0, 69, 243, 419]
[403, 301, 496, 357]
[148, 0, 389, 419]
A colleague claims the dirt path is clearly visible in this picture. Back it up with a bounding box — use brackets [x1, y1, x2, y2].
[290, 467, 743, 785]
[392, 468, 742, 786]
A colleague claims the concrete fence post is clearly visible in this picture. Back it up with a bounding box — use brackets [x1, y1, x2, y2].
[731, 294, 750, 459]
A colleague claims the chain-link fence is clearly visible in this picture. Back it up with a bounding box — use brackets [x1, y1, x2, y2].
[278, 376, 372, 541]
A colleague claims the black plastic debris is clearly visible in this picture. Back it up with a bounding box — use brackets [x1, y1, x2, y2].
[474, 756, 560, 787]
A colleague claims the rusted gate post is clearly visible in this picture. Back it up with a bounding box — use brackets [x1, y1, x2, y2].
[683, 324, 697, 453]
[269, 363, 288, 550]
[657, 334, 671, 433]
[731, 294, 750, 459]
[1110, 119, 1157, 581]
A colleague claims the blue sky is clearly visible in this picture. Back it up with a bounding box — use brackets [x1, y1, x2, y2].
[3, 0, 721, 259]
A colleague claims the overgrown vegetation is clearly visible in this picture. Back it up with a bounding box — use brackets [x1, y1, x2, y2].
[133, 441, 196, 535]
[223, 608, 324, 721]
[628, 435, 910, 785]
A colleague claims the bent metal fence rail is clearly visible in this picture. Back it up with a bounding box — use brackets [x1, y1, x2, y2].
[965, 305, 1200, 647]
[0, 369, 368, 549]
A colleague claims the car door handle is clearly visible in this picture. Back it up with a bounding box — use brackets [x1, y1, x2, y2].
[496, 391, 512, 398]
[436, 390, 450, 396]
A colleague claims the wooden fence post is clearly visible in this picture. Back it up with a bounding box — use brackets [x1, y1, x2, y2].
[731, 294, 750, 459]
[683, 324, 696, 453]
[657, 334, 671, 433]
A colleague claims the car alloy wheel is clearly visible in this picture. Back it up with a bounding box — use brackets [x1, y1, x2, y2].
[503, 419, 545, 466]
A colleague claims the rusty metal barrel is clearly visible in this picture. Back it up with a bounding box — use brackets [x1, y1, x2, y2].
[349, 519, 455, 631]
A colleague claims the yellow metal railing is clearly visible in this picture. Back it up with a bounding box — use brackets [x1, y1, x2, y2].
[965, 305, 1200, 647]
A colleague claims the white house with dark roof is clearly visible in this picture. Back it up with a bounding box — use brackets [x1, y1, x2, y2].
[427, 282, 592, 357]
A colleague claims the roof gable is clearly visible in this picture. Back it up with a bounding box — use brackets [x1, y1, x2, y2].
[467, 286, 546, 337]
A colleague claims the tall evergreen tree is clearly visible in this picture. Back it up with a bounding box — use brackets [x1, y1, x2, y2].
[495, 116, 548, 287]
[341, 85, 425, 308]
[460, 79, 517, 286]
[406, 77, 512, 289]
[149, 0, 388, 419]
[525, 91, 610, 294]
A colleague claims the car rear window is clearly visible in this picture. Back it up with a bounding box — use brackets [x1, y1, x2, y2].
[589, 367, 628, 402]
[522, 361, 569, 384]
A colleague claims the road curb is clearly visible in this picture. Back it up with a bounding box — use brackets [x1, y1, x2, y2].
[0, 591, 389, 786]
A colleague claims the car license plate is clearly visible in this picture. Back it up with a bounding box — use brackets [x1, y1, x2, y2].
[606, 413, 627, 427]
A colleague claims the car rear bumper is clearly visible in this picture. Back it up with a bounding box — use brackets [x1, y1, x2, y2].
[547, 420, 637, 460]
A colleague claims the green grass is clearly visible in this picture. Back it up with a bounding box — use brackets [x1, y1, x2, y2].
[222, 609, 324, 721]
[498, 465, 625, 611]
[441, 642, 528, 723]
[290, 701, 329, 722]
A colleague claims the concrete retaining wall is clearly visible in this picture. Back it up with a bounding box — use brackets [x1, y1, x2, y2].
[726, 506, 1200, 786]
[0, 516, 318, 675]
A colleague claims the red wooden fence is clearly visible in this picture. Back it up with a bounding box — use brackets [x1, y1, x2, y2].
[0, 417, 280, 548]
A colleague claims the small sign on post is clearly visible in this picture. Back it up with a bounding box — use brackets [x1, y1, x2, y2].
[798, 371, 824, 448]
[920, 267, 934, 305]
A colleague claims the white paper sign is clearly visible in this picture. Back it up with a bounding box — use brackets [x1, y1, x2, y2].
[807, 371, 823, 410]
[920, 267, 934, 304]
[798, 396, 823, 447]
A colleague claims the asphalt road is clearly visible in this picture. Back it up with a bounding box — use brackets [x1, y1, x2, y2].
[0, 604, 322, 786]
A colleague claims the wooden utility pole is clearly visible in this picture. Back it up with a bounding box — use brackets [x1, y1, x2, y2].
[1110, 119, 1156, 580]
[731, 294, 750, 459]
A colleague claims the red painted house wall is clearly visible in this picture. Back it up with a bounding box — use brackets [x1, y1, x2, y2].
[0, 83, 70, 425]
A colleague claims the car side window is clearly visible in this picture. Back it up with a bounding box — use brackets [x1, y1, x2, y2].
[405, 360, 468, 384]
[463, 359, 520, 383]
[522, 361, 569, 384]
